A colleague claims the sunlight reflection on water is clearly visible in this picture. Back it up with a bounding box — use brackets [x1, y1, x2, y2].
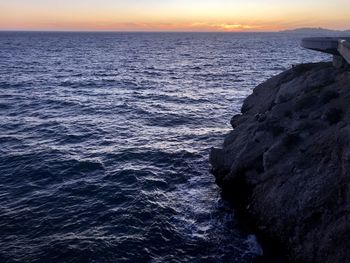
[0, 32, 328, 262]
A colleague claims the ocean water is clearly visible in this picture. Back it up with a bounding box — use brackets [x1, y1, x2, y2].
[0, 32, 327, 263]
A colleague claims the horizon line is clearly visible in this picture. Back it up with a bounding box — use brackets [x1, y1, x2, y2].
[0, 30, 347, 34]
[1, 27, 348, 34]
[0, 29, 280, 33]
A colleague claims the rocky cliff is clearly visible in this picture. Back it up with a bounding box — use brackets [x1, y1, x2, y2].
[210, 62, 350, 262]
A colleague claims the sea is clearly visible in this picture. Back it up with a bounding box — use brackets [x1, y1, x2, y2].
[0, 32, 327, 263]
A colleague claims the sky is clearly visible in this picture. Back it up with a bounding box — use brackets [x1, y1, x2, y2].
[0, 0, 349, 32]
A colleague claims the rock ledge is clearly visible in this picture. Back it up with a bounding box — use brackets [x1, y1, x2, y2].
[210, 62, 350, 262]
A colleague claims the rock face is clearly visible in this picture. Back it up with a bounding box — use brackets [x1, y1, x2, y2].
[210, 62, 350, 262]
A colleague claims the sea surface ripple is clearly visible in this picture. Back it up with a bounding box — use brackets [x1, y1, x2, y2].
[0, 32, 327, 263]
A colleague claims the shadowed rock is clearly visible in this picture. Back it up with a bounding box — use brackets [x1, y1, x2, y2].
[210, 62, 350, 262]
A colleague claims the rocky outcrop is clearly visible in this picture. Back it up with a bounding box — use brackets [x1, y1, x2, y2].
[210, 62, 350, 262]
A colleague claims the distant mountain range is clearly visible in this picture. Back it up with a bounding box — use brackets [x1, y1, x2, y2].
[280, 27, 350, 35]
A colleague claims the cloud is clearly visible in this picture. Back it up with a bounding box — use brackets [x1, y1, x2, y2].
[189, 22, 261, 31]
[212, 23, 260, 31]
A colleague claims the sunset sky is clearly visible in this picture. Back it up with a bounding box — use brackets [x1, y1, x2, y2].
[0, 0, 349, 32]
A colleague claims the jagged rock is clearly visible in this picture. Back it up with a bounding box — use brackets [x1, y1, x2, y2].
[210, 62, 350, 263]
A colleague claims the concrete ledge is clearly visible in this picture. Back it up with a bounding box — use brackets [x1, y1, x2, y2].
[301, 37, 346, 55]
[339, 40, 350, 64]
[301, 37, 350, 67]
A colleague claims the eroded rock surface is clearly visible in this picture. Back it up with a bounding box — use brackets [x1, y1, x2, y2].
[210, 62, 350, 262]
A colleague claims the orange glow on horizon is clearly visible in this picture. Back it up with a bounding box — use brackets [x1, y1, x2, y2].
[0, 0, 349, 32]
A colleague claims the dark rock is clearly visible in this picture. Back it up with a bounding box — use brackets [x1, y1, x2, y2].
[322, 108, 343, 125]
[320, 90, 340, 104]
[210, 62, 350, 263]
[230, 114, 248, 128]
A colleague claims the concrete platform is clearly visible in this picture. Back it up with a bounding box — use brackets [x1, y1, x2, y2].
[301, 37, 350, 67]
[339, 40, 350, 64]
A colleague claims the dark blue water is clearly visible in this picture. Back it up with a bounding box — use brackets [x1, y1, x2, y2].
[0, 32, 327, 263]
